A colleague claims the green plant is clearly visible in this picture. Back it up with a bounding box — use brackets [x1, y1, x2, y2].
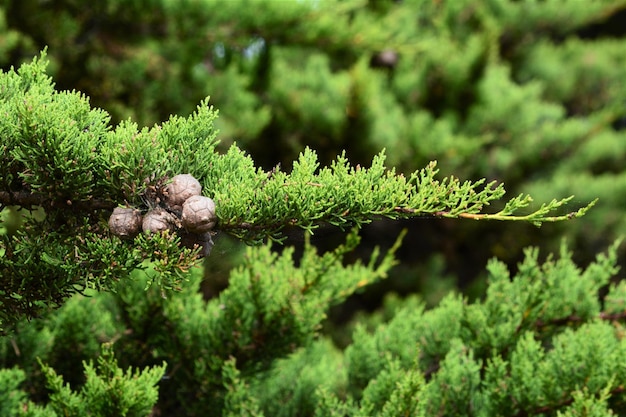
[0, 53, 590, 333]
[1, 1, 625, 413]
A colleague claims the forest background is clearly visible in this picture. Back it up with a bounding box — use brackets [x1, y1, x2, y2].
[2, 0, 626, 416]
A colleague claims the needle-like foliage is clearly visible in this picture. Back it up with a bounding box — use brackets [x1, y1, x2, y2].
[0, 53, 593, 332]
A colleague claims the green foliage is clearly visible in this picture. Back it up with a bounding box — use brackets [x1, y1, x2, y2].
[0, 227, 403, 415]
[0, 368, 28, 416]
[0, 53, 591, 332]
[1, 225, 625, 415]
[250, 339, 347, 417]
[0, 344, 165, 417]
[1, 2, 626, 416]
[293, 242, 624, 417]
[222, 359, 264, 417]
[39, 343, 165, 417]
[2, 0, 624, 257]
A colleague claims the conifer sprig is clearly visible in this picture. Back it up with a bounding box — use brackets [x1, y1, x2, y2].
[1, 53, 594, 245]
[215, 153, 595, 243]
[0, 52, 595, 330]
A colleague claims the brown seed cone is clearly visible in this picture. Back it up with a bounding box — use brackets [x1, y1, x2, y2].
[182, 195, 217, 233]
[108, 207, 143, 238]
[142, 208, 178, 234]
[166, 174, 202, 210]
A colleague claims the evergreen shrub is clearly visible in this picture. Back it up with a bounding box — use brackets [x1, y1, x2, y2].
[0, 51, 621, 416]
[1, 0, 626, 414]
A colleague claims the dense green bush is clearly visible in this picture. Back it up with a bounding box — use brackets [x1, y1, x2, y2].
[1, 0, 626, 415]
[1, 229, 624, 415]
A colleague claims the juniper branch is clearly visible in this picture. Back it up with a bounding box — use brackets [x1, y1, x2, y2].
[0, 51, 598, 332]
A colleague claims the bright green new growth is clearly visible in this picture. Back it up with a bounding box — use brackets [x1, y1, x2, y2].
[0, 0, 624, 414]
[0, 52, 593, 333]
[1, 343, 165, 417]
[1, 226, 403, 415]
[1, 235, 622, 415]
[248, 241, 623, 417]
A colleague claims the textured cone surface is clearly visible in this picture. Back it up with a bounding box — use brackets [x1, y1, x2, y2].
[182, 195, 216, 233]
[166, 174, 202, 209]
[142, 208, 177, 233]
[108, 207, 142, 237]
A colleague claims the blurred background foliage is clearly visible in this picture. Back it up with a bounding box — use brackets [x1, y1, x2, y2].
[1, 0, 626, 311]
